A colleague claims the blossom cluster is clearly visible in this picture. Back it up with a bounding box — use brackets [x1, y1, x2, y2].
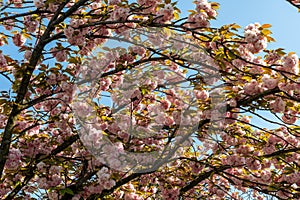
[1, 0, 300, 199]
[186, 0, 218, 29]
[244, 23, 267, 53]
[24, 16, 39, 33]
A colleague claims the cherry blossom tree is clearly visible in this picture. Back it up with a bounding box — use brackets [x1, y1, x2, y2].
[0, 0, 300, 199]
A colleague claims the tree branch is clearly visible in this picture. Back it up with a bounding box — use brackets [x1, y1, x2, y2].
[286, 0, 300, 9]
[0, 0, 73, 180]
[179, 165, 231, 195]
[4, 134, 79, 199]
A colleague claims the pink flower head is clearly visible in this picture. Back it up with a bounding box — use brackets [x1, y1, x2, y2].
[282, 110, 297, 124]
[283, 54, 298, 68]
[64, 26, 74, 38]
[34, 0, 45, 8]
[282, 53, 299, 75]
[270, 97, 286, 113]
[24, 50, 32, 60]
[51, 48, 67, 62]
[0, 53, 7, 68]
[160, 99, 171, 110]
[186, 12, 209, 29]
[109, 0, 121, 4]
[12, 33, 26, 47]
[262, 74, 278, 89]
[194, 90, 209, 100]
[10, 0, 22, 7]
[243, 79, 261, 95]
[112, 6, 130, 20]
[24, 16, 38, 33]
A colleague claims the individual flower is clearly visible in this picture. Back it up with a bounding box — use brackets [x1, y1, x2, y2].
[34, 0, 45, 8]
[282, 53, 299, 75]
[12, 33, 26, 47]
[261, 74, 278, 89]
[269, 97, 286, 113]
[0, 53, 7, 68]
[51, 48, 67, 62]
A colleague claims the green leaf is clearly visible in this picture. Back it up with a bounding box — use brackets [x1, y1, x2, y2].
[227, 50, 236, 60]
[60, 188, 74, 195]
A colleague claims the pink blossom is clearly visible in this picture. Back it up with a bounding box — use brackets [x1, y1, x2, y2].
[10, 0, 22, 7]
[12, 33, 26, 47]
[64, 26, 74, 38]
[111, 6, 130, 20]
[232, 59, 246, 69]
[50, 174, 62, 186]
[5, 148, 22, 170]
[160, 99, 171, 110]
[244, 22, 261, 32]
[49, 165, 62, 174]
[283, 54, 298, 68]
[124, 192, 143, 200]
[37, 162, 46, 172]
[109, 0, 121, 4]
[216, 189, 225, 197]
[268, 134, 281, 144]
[34, 0, 45, 8]
[253, 37, 267, 52]
[241, 116, 251, 123]
[49, 3, 59, 12]
[164, 116, 174, 126]
[154, 113, 165, 124]
[24, 16, 38, 33]
[130, 46, 146, 57]
[24, 50, 32, 60]
[244, 30, 259, 43]
[51, 48, 67, 62]
[266, 52, 282, 64]
[269, 97, 286, 113]
[263, 145, 276, 155]
[37, 177, 49, 189]
[90, 2, 103, 9]
[103, 179, 116, 189]
[261, 170, 272, 182]
[137, 0, 160, 12]
[262, 74, 278, 89]
[48, 191, 59, 200]
[282, 111, 297, 124]
[243, 23, 268, 53]
[282, 53, 299, 75]
[186, 12, 209, 29]
[0, 53, 7, 68]
[155, 4, 174, 23]
[4, 19, 14, 30]
[243, 79, 261, 95]
[194, 90, 209, 100]
[195, 0, 217, 18]
[71, 195, 81, 200]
